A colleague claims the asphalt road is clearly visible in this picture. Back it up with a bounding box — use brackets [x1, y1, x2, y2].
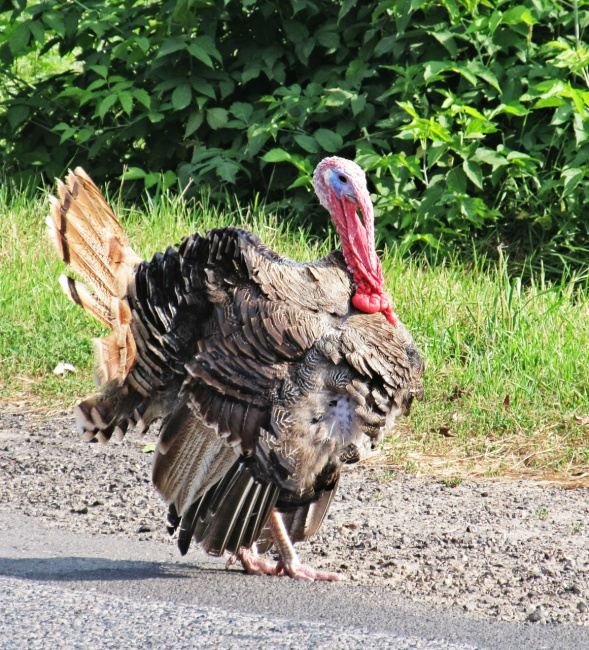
[0, 511, 587, 649]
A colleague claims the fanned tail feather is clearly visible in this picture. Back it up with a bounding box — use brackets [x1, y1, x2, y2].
[47, 168, 144, 440]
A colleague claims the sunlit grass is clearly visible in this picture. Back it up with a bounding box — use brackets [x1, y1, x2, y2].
[1, 180, 589, 483]
[380, 251, 589, 484]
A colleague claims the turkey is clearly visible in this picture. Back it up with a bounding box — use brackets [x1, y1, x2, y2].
[47, 157, 424, 581]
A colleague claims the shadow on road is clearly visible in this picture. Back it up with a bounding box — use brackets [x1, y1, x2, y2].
[0, 556, 232, 583]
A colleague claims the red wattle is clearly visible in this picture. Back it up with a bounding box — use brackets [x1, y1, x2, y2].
[352, 292, 397, 326]
[352, 292, 379, 314]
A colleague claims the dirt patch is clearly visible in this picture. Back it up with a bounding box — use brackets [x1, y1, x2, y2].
[1, 411, 588, 626]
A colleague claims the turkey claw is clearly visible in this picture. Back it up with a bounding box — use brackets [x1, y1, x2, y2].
[277, 560, 346, 582]
[232, 548, 345, 581]
[231, 548, 282, 576]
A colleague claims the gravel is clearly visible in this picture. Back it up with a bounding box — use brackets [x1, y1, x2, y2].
[1, 411, 588, 627]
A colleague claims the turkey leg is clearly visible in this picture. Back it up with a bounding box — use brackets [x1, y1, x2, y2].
[228, 511, 345, 581]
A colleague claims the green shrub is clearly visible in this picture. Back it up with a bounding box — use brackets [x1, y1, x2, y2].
[1, 0, 589, 266]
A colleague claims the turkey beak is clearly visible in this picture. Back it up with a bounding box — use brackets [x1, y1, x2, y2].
[343, 191, 358, 206]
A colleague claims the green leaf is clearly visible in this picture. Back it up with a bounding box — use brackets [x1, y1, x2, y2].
[193, 78, 216, 99]
[314, 128, 343, 152]
[490, 102, 528, 118]
[56, 87, 84, 99]
[397, 101, 419, 119]
[28, 20, 45, 44]
[144, 172, 160, 189]
[88, 65, 108, 78]
[489, 9, 502, 34]
[502, 6, 538, 26]
[118, 91, 133, 116]
[446, 168, 467, 194]
[551, 104, 572, 126]
[187, 41, 214, 68]
[374, 36, 396, 58]
[338, 0, 357, 21]
[156, 37, 187, 59]
[534, 97, 565, 109]
[474, 148, 508, 169]
[162, 170, 177, 190]
[172, 83, 192, 111]
[464, 106, 487, 121]
[317, 30, 339, 49]
[6, 104, 29, 129]
[42, 11, 65, 36]
[185, 111, 204, 137]
[217, 161, 240, 183]
[262, 149, 312, 173]
[423, 61, 448, 83]
[346, 59, 368, 85]
[123, 167, 147, 180]
[52, 122, 70, 132]
[372, 1, 395, 21]
[76, 128, 93, 144]
[569, 87, 586, 117]
[97, 94, 118, 119]
[262, 148, 292, 163]
[468, 61, 501, 92]
[431, 31, 457, 58]
[136, 36, 149, 52]
[463, 159, 483, 189]
[351, 94, 366, 116]
[452, 64, 477, 87]
[230, 102, 253, 124]
[142, 443, 156, 453]
[206, 107, 228, 129]
[294, 134, 319, 153]
[87, 79, 107, 93]
[288, 174, 312, 189]
[132, 89, 151, 109]
[9, 23, 30, 55]
[59, 126, 77, 144]
[561, 168, 584, 197]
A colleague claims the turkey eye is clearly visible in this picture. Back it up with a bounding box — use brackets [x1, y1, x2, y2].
[338, 175, 347, 184]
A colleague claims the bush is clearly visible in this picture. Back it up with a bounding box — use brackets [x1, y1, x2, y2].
[1, 0, 589, 265]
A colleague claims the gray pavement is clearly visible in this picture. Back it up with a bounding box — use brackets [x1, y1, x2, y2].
[0, 511, 587, 649]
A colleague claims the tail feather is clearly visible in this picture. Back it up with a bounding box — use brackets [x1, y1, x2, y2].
[47, 167, 141, 390]
[93, 331, 135, 385]
[57, 274, 112, 329]
[48, 168, 146, 441]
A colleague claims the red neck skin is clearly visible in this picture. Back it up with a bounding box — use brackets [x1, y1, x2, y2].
[333, 196, 397, 326]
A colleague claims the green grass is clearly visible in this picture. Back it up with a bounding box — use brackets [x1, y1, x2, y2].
[2, 180, 589, 482]
[382, 250, 589, 482]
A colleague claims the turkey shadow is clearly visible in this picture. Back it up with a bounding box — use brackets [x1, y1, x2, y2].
[0, 556, 234, 583]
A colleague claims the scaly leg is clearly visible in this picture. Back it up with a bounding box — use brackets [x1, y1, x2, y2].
[227, 511, 345, 581]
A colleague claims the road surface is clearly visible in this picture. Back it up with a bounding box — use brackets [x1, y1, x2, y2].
[1, 511, 587, 649]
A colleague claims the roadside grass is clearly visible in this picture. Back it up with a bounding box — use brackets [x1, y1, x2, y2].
[1, 181, 589, 485]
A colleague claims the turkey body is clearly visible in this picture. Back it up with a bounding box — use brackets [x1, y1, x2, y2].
[47, 159, 424, 580]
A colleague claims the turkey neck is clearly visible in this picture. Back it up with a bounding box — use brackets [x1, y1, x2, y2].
[329, 189, 397, 326]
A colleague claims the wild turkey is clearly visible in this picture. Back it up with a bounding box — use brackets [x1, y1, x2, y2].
[47, 157, 424, 581]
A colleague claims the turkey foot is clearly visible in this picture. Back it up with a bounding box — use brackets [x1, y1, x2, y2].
[227, 511, 345, 581]
[227, 547, 282, 576]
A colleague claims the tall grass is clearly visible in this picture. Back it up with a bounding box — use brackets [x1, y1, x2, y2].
[382, 252, 589, 482]
[1, 181, 588, 482]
